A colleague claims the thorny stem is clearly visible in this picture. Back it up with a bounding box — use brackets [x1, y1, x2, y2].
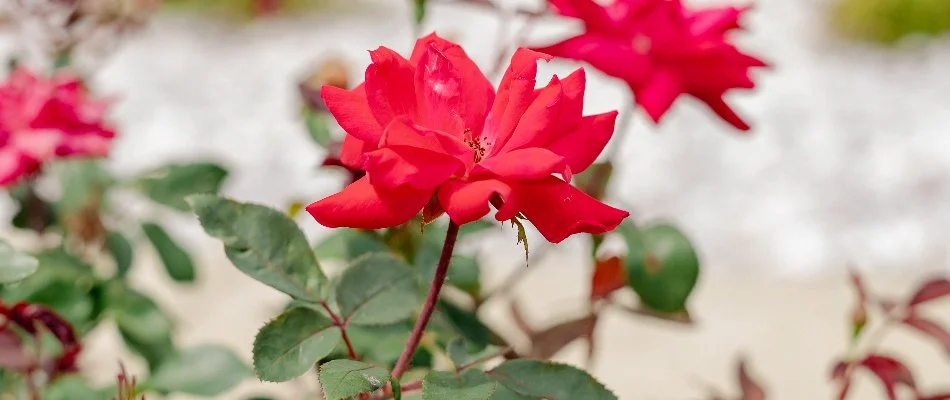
[391, 222, 460, 380]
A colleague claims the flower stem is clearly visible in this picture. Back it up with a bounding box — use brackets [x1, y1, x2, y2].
[320, 301, 360, 360]
[391, 221, 460, 380]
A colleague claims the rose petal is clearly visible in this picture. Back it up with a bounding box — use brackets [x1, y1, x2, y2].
[635, 70, 683, 124]
[437, 178, 518, 225]
[500, 68, 587, 152]
[362, 145, 462, 190]
[413, 44, 464, 134]
[545, 111, 618, 173]
[532, 34, 649, 85]
[473, 147, 571, 182]
[306, 176, 431, 229]
[696, 93, 750, 131]
[482, 49, 551, 156]
[364, 47, 417, 127]
[339, 134, 370, 169]
[515, 176, 629, 243]
[321, 85, 384, 145]
[411, 33, 495, 134]
[380, 118, 475, 170]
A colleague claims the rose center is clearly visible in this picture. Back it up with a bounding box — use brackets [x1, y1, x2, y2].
[462, 129, 486, 163]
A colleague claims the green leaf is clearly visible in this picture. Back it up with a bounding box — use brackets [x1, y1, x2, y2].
[342, 322, 415, 366]
[26, 281, 93, 327]
[43, 376, 101, 400]
[147, 345, 251, 396]
[335, 253, 418, 325]
[110, 285, 176, 369]
[415, 246, 481, 295]
[106, 231, 134, 277]
[423, 370, 496, 400]
[488, 360, 617, 400]
[446, 336, 469, 368]
[429, 300, 492, 350]
[413, 0, 427, 24]
[136, 162, 228, 211]
[491, 385, 536, 400]
[0, 240, 38, 284]
[54, 159, 113, 213]
[319, 359, 389, 400]
[621, 222, 700, 313]
[253, 307, 340, 382]
[188, 195, 327, 301]
[142, 222, 196, 282]
[313, 229, 389, 261]
[303, 110, 333, 148]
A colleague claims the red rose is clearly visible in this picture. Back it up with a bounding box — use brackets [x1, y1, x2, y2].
[0, 68, 115, 186]
[307, 34, 629, 243]
[536, 0, 767, 131]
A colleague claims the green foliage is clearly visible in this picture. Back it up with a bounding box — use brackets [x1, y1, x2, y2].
[319, 359, 389, 400]
[413, 0, 427, 24]
[136, 162, 228, 211]
[313, 228, 389, 261]
[43, 376, 105, 400]
[620, 222, 699, 313]
[832, 0, 950, 43]
[54, 159, 113, 213]
[488, 360, 617, 400]
[109, 285, 176, 369]
[142, 222, 196, 282]
[106, 231, 135, 277]
[335, 253, 419, 325]
[304, 110, 333, 148]
[0, 240, 38, 284]
[253, 306, 341, 382]
[189, 195, 327, 301]
[146, 345, 251, 396]
[423, 370, 497, 400]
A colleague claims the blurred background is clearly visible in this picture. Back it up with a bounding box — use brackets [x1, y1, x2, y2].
[2, 0, 950, 398]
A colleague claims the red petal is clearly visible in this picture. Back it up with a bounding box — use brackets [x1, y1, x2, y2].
[903, 314, 950, 357]
[909, 278, 950, 306]
[635, 71, 683, 124]
[321, 85, 384, 145]
[473, 147, 570, 181]
[380, 118, 475, 170]
[687, 6, 746, 37]
[362, 146, 462, 190]
[339, 134, 370, 170]
[413, 44, 464, 134]
[483, 49, 551, 155]
[437, 178, 517, 225]
[515, 176, 629, 243]
[532, 34, 649, 85]
[364, 47, 417, 127]
[545, 111, 617, 173]
[306, 176, 431, 229]
[547, 0, 618, 33]
[859, 355, 916, 400]
[500, 69, 586, 152]
[411, 33, 494, 134]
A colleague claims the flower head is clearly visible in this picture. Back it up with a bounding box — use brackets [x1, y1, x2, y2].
[0, 67, 116, 186]
[536, 0, 767, 131]
[307, 33, 629, 243]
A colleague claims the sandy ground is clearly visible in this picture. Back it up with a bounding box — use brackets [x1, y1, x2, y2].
[3, 0, 950, 398]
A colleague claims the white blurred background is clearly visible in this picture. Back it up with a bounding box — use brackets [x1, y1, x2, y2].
[2, 0, 950, 398]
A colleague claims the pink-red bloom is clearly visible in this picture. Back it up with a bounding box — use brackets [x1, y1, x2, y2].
[0, 68, 115, 186]
[307, 34, 629, 243]
[535, 0, 767, 131]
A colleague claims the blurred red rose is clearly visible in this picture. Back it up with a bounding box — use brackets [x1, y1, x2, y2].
[535, 0, 766, 131]
[307, 33, 629, 243]
[0, 67, 115, 186]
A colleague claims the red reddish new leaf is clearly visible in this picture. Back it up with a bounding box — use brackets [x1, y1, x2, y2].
[849, 269, 868, 304]
[590, 255, 626, 300]
[909, 278, 950, 306]
[0, 330, 31, 370]
[903, 314, 950, 357]
[859, 354, 916, 400]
